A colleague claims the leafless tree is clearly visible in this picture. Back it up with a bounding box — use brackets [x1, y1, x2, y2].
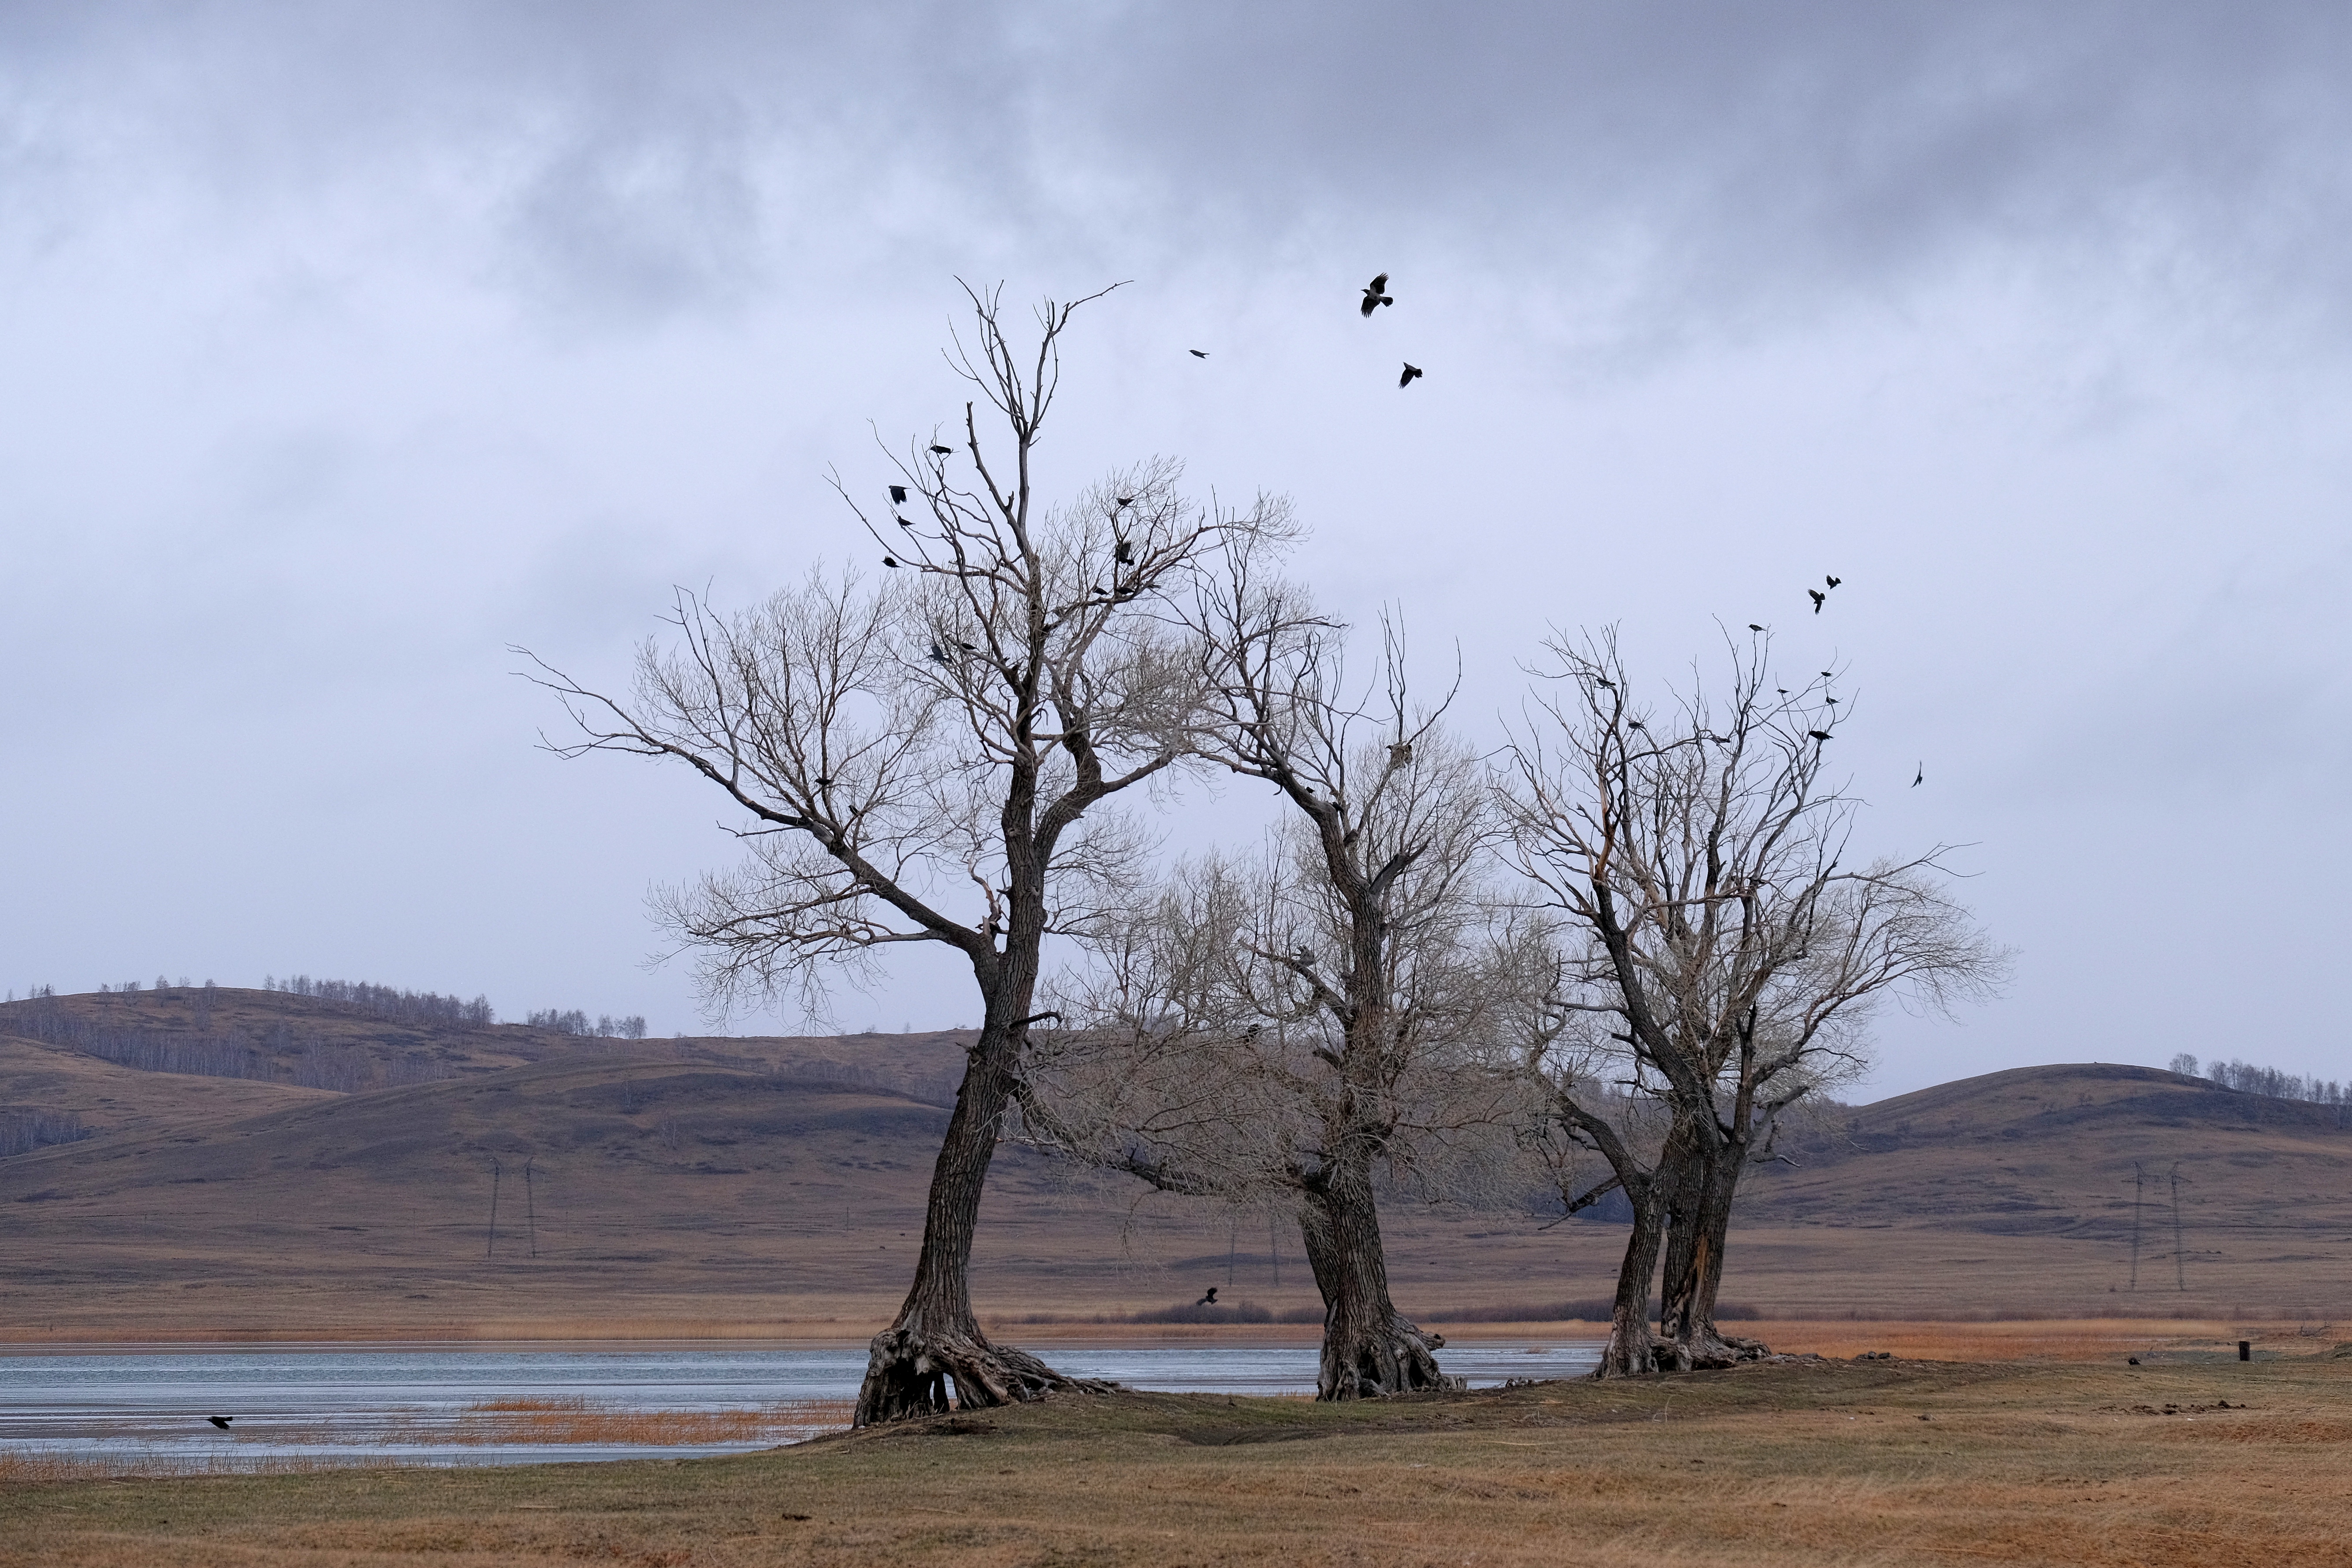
[521, 283, 1294, 1424]
[1500, 627, 2007, 1375]
[1022, 574, 1532, 1398]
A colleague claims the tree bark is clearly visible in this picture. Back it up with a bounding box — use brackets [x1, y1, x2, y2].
[1296, 1151, 1447, 1399]
[853, 1009, 1109, 1424]
[1593, 1175, 1667, 1378]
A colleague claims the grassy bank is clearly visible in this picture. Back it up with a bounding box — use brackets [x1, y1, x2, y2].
[7, 1341, 2351, 1566]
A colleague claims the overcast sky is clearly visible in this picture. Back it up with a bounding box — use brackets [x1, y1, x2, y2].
[3, 2, 2347, 1096]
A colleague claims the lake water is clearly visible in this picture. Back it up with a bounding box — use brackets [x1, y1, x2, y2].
[0, 1340, 1600, 1472]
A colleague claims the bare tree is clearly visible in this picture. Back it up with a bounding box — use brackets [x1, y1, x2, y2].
[1024, 577, 1529, 1398]
[521, 283, 1292, 1424]
[1501, 627, 2007, 1374]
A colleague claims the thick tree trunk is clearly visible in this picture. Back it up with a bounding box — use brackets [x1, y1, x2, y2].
[853, 1016, 1108, 1424]
[1296, 1154, 1447, 1400]
[1593, 1177, 1666, 1378]
[1656, 1132, 1769, 1369]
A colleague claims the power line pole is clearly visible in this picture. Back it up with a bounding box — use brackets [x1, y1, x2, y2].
[523, 1158, 538, 1259]
[2169, 1162, 2186, 1293]
[2128, 1162, 2144, 1291]
[486, 1157, 502, 1259]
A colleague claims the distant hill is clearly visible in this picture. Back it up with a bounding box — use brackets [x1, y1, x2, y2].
[2, 990, 2347, 1334]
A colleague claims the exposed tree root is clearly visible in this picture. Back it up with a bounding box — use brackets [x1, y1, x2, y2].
[853, 1325, 1116, 1427]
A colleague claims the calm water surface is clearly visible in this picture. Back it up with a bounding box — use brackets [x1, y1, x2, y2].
[0, 1341, 1600, 1471]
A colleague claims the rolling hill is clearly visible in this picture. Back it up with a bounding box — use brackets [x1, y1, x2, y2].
[2, 989, 2346, 1336]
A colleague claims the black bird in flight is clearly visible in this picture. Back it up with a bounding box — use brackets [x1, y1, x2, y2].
[1808, 589, 1826, 613]
[1196, 1286, 1220, 1307]
[928, 443, 953, 455]
[1361, 272, 1393, 317]
[889, 484, 908, 504]
[1912, 763, 1924, 787]
[1189, 349, 1209, 358]
[1807, 730, 1832, 742]
[929, 642, 949, 665]
[208, 1416, 233, 1430]
[1825, 575, 1842, 589]
[1114, 538, 1135, 564]
[1399, 362, 1422, 388]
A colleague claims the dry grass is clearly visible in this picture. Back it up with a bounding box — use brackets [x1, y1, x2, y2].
[6, 1353, 2352, 1566]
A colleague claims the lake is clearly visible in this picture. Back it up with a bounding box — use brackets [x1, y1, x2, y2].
[0, 1340, 1601, 1472]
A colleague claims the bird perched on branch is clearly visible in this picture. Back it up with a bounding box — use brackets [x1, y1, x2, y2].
[1196, 1287, 1220, 1307]
[1360, 272, 1393, 316]
[928, 443, 953, 455]
[882, 556, 900, 568]
[1387, 741, 1413, 769]
[1749, 623, 1765, 632]
[894, 516, 913, 528]
[1807, 730, 1832, 742]
[1115, 495, 1135, 508]
[1399, 362, 1423, 387]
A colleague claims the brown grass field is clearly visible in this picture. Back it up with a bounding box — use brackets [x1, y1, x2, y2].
[5, 1324, 2350, 1567]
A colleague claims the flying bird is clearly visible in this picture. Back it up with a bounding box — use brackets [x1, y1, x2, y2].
[208, 1416, 233, 1430]
[1912, 763, 1924, 787]
[1189, 349, 1209, 358]
[1196, 1287, 1220, 1307]
[1807, 730, 1832, 742]
[1398, 362, 1422, 387]
[928, 444, 953, 455]
[1825, 575, 1842, 588]
[889, 484, 908, 504]
[1807, 589, 1826, 613]
[1360, 272, 1393, 317]
[1114, 538, 1135, 564]
[929, 642, 949, 665]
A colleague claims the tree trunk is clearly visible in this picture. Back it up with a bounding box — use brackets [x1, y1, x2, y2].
[1296, 1154, 1447, 1400]
[1592, 1173, 1667, 1378]
[853, 1018, 1108, 1424]
[1656, 1127, 1769, 1369]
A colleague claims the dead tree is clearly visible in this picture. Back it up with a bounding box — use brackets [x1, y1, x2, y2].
[1501, 626, 2006, 1373]
[1024, 583, 1528, 1399]
[522, 283, 1292, 1424]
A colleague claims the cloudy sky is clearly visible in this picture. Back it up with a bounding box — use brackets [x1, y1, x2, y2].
[3, 2, 2346, 1096]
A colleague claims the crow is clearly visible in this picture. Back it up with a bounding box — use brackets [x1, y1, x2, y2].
[207, 1416, 233, 1431]
[1189, 349, 1209, 358]
[1913, 763, 1924, 787]
[1808, 589, 1826, 613]
[1825, 575, 1842, 588]
[894, 515, 913, 527]
[1593, 677, 1616, 690]
[1196, 1287, 1220, 1307]
[928, 444, 953, 455]
[1115, 495, 1135, 508]
[1628, 719, 1647, 731]
[1824, 696, 1839, 705]
[1361, 272, 1393, 316]
[1399, 362, 1423, 387]
[816, 777, 832, 791]
[882, 556, 900, 568]
[1807, 730, 1832, 742]
[889, 484, 908, 504]
[1114, 538, 1135, 564]
[929, 642, 949, 665]
[1748, 623, 1765, 632]
[1821, 671, 1835, 679]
